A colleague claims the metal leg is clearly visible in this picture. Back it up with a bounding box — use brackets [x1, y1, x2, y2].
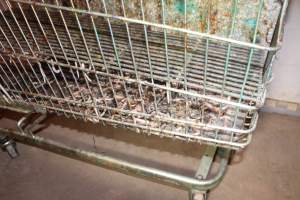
[189, 146, 217, 200]
[17, 112, 47, 136]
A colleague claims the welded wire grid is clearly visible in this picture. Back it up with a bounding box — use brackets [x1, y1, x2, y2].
[0, 0, 286, 149]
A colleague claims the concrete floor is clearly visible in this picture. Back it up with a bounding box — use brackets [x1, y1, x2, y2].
[0, 111, 300, 200]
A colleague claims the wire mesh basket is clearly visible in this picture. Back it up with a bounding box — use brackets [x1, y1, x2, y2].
[0, 0, 288, 149]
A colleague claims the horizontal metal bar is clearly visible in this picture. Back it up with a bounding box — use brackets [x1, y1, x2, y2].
[11, 0, 283, 52]
[0, 127, 230, 191]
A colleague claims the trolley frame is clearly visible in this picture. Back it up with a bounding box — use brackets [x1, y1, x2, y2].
[0, 104, 230, 200]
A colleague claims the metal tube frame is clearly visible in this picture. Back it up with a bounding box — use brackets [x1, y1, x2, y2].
[0, 106, 230, 200]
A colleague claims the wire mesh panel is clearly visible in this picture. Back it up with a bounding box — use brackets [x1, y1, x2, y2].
[0, 0, 288, 149]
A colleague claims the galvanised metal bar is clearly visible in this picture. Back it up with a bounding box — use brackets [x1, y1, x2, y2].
[195, 146, 217, 180]
[139, 0, 158, 113]
[0, 127, 230, 191]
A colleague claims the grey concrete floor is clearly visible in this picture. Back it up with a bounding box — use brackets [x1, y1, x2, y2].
[0, 111, 300, 200]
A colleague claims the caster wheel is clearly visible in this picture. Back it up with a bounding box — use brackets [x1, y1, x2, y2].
[1, 136, 19, 158]
[190, 191, 207, 200]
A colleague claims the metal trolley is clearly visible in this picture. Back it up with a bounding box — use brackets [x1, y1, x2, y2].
[0, 0, 288, 199]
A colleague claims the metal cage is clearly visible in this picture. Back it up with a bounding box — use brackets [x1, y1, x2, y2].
[0, 0, 288, 150]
